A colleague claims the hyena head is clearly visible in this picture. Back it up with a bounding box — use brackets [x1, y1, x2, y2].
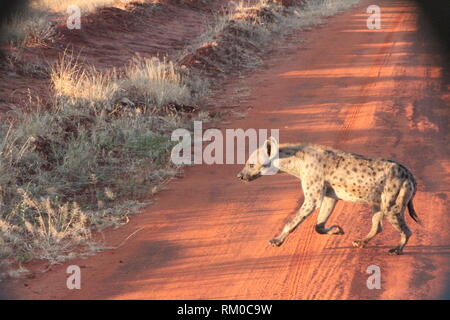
[237, 137, 279, 182]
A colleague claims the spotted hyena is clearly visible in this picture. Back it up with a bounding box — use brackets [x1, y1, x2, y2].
[237, 137, 420, 255]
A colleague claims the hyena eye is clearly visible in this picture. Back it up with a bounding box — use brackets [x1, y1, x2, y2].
[249, 164, 255, 169]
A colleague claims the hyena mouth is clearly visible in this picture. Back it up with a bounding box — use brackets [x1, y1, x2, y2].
[237, 173, 261, 182]
[245, 173, 261, 182]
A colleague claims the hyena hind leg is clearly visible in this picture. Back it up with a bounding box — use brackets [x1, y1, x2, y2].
[383, 179, 414, 255]
[315, 196, 344, 235]
[386, 211, 411, 255]
[352, 207, 383, 248]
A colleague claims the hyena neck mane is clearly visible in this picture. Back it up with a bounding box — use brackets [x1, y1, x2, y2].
[273, 143, 308, 177]
[277, 142, 341, 159]
[278, 143, 307, 158]
[274, 143, 338, 178]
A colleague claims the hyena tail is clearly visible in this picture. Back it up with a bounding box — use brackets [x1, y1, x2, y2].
[407, 199, 422, 225]
[406, 172, 421, 225]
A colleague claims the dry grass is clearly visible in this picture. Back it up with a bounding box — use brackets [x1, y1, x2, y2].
[303, 0, 362, 17]
[36, 0, 147, 13]
[0, 190, 90, 263]
[0, 7, 55, 46]
[51, 53, 121, 113]
[39, 0, 125, 12]
[123, 56, 207, 110]
[52, 52, 206, 113]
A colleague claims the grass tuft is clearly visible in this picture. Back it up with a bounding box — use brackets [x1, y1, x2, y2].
[0, 5, 55, 46]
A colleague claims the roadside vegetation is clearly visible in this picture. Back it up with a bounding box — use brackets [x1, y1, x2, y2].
[0, 52, 205, 270]
[0, 0, 360, 276]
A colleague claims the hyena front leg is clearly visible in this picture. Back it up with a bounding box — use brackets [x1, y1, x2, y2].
[269, 196, 317, 247]
[315, 196, 344, 235]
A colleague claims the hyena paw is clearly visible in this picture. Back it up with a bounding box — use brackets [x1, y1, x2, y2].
[330, 225, 345, 235]
[388, 247, 403, 255]
[269, 237, 283, 247]
[352, 240, 366, 248]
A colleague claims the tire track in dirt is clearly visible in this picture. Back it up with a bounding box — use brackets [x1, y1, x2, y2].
[272, 2, 412, 300]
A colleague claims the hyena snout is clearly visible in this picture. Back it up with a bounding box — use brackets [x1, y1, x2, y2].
[237, 137, 278, 183]
[236, 170, 261, 182]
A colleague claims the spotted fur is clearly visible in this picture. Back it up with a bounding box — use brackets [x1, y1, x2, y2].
[237, 138, 420, 255]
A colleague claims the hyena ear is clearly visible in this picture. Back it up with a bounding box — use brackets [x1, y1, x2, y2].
[264, 136, 278, 159]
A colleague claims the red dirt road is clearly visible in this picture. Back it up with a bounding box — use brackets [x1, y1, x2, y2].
[2, 0, 449, 299]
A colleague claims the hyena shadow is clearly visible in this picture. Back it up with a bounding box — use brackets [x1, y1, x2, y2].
[330, 244, 450, 256]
